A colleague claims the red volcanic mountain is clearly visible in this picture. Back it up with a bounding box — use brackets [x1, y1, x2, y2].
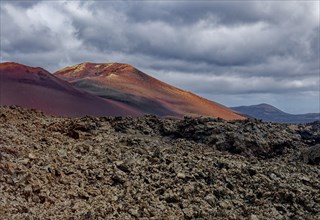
[0, 62, 141, 117]
[54, 62, 245, 120]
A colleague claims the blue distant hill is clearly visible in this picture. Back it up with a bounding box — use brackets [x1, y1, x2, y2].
[231, 103, 320, 123]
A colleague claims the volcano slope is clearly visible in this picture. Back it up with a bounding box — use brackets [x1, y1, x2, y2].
[54, 62, 244, 120]
[1, 106, 319, 219]
[0, 62, 141, 117]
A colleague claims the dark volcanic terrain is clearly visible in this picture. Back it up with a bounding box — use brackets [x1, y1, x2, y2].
[0, 106, 319, 219]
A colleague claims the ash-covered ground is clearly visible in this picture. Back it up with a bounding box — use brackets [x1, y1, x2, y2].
[0, 106, 319, 219]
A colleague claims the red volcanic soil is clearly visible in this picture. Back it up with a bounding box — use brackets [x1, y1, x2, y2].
[0, 62, 141, 117]
[54, 63, 245, 120]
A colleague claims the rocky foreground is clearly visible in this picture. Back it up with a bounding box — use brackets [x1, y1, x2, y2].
[0, 106, 319, 219]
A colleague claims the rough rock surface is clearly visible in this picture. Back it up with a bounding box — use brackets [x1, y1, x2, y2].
[0, 106, 319, 219]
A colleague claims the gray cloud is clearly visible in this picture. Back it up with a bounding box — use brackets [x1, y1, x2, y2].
[0, 0, 319, 113]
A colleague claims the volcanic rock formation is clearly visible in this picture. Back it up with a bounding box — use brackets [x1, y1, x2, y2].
[54, 62, 244, 120]
[0, 62, 141, 117]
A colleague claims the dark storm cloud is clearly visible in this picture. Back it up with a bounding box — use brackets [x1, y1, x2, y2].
[3, 1, 41, 8]
[69, 1, 318, 72]
[0, 0, 319, 113]
[116, 1, 282, 26]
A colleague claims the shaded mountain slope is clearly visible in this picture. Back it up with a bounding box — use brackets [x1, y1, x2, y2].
[231, 103, 320, 123]
[71, 79, 177, 117]
[0, 62, 141, 117]
[54, 62, 245, 120]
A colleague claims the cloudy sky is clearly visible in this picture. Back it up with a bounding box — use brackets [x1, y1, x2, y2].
[1, 0, 319, 113]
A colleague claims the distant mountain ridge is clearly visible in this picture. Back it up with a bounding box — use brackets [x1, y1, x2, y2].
[231, 103, 320, 123]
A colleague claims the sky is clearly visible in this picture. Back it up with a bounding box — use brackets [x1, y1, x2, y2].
[0, 0, 319, 114]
